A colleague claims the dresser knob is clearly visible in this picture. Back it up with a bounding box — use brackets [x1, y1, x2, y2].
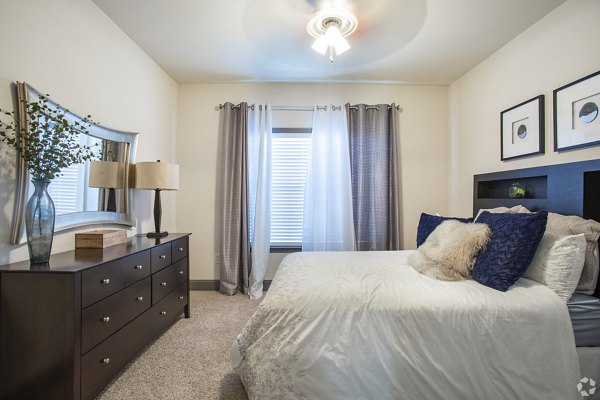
[160, 311, 167, 315]
[160, 282, 167, 286]
[178, 270, 184, 275]
[136, 296, 143, 301]
[178, 247, 184, 252]
[101, 278, 110, 285]
[134, 265, 143, 270]
[101, 358, 110, 364]
[159, 254, 166, 259]
[178, 296, 184, 300]
[102, 316, 110, 323]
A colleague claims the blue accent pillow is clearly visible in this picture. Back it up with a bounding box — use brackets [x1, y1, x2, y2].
[416, 213, 473, 247]
[472, 210, 548, 292]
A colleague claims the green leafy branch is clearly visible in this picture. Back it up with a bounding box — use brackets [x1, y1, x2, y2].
[0, 94, 100, 181]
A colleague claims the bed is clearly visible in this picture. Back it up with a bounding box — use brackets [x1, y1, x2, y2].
[233, 160, 599, 399]
[233, 251, 579, 399]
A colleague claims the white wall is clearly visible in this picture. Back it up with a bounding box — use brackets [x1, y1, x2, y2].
[177, 83, 449, 280]
[449, 0, 600, 216]
[0, 0, 178, 264]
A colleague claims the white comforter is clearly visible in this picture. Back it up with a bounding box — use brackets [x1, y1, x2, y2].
[233, 251, 580, 400]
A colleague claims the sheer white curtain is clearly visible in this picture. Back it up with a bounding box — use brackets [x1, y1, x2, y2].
[247, 104, 272, 299]
[303, 105, 355, 251]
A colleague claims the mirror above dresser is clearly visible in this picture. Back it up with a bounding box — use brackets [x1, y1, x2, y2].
[9, 82, 139, 244]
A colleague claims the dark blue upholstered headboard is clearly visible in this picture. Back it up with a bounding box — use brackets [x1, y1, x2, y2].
[473, 159, 600, 296]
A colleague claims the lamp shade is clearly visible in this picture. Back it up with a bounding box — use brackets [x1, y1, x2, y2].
[135, 161, 179, 190]
[89, 161, 123, 189]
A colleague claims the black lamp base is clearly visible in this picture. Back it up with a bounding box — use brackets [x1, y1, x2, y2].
[147, 231, 169, 238]
[147, 189, 168, 239]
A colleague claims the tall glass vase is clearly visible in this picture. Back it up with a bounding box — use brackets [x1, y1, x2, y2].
[25, 179, 55, 264]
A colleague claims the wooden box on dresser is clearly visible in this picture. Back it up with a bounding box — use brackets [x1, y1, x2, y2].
[0, 233, 191, 400]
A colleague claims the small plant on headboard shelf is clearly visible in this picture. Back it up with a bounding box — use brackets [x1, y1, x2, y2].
[509, 183, 526, 198]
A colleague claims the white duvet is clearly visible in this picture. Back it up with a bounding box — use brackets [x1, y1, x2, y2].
[233, 251, 580, 400]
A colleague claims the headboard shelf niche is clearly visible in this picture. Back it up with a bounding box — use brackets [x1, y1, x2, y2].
[473, 159, 600, 221]
[584, 171, 600, 222]
[477, 175, 547, 199]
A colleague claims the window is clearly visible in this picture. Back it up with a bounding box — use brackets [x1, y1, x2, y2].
[47, 163, 84, 214]
[270, 128, 311, 247]
[45, 133, 101, 215]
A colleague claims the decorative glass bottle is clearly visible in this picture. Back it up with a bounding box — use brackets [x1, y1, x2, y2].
[25, 179, 55, 263]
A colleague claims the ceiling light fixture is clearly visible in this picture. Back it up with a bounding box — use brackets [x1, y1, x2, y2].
[307, 8, 357, 62]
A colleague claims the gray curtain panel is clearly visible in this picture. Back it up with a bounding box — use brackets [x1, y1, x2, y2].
[346, 103, 402, 251]
[218, 102, 251, 295]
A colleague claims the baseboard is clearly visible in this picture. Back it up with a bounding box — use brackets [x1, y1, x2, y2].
[190, 280, 220, 291]
[190, 280, 272, 291]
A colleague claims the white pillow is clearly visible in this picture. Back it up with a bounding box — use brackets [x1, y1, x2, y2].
[475, 205, 526, 219]
[408, 220, 490, 281]
[545, 212, 600, 295]
[523, 233, 587, 302]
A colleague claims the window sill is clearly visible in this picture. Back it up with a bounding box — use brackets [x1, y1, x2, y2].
[270, 246, 301, 253]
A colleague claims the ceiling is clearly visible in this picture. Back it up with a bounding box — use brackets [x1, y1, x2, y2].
[92, 0, 565, 85]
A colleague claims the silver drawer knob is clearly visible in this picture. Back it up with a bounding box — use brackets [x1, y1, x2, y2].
[134, 265, 143, 270]
[178, 296, 184, 300]
[178, 247, 184, 252]
[102, 316, 110, 323]
[102, 358, 110, 364]
[136, 296, 143, 301]
[178, 270, 184, 275]
[160, 282, 167, 286]
[101, 278, 110, 285]
[159, 254, 166, 259]
[160, 311, 167, 315]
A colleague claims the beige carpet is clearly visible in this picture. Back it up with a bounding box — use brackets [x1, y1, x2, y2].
[97, 291, 260, 400]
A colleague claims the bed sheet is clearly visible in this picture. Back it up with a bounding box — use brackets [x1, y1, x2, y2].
[233, 250, 580, 400]
[569, 293, 600, 347]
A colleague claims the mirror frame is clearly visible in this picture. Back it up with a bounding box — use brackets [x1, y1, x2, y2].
[9, 82, 138, 244]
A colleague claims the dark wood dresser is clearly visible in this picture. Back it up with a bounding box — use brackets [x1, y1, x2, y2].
[0, 233, 191, 400]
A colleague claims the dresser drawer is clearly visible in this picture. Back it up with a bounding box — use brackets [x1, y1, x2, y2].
[81, 276, 151, 354]
[81, 282, 187, 400]
[82, 250, 151, 307]
[171, 237, 188, 263]
[81, 304, 156, 400]
[152, 258, 187, 305]
[151, 282, 188, 334]
[150, 243, 172, 273]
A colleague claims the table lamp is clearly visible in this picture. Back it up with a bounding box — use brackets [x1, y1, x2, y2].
[89, 160, 124, 212]
[135, 160, 179, 238]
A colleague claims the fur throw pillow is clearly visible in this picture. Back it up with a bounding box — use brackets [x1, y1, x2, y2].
[409, 220, 491, 281]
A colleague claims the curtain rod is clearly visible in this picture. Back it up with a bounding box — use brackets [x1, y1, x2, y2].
[219, 103, 256, 110]
[271, 105, 341, 111]
[218, 104, 403, 112]
[218, 104, 337, 111]
[349, 105, 403, 112]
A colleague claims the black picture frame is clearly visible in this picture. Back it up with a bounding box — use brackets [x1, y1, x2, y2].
[554, 69, 600, 152]
[500, 95, 545, 161]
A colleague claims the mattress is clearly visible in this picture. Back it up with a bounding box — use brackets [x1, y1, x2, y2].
[569, 293, 600, 347]
[233, 250, 580, 400]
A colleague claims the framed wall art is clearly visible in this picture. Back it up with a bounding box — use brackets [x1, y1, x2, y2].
[500, 95, 545, 161]
[554, 69, 600, 151]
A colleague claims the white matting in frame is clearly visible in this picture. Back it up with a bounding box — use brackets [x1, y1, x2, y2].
[554, 70, 600, 151]
[501, 95, 544, 161]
